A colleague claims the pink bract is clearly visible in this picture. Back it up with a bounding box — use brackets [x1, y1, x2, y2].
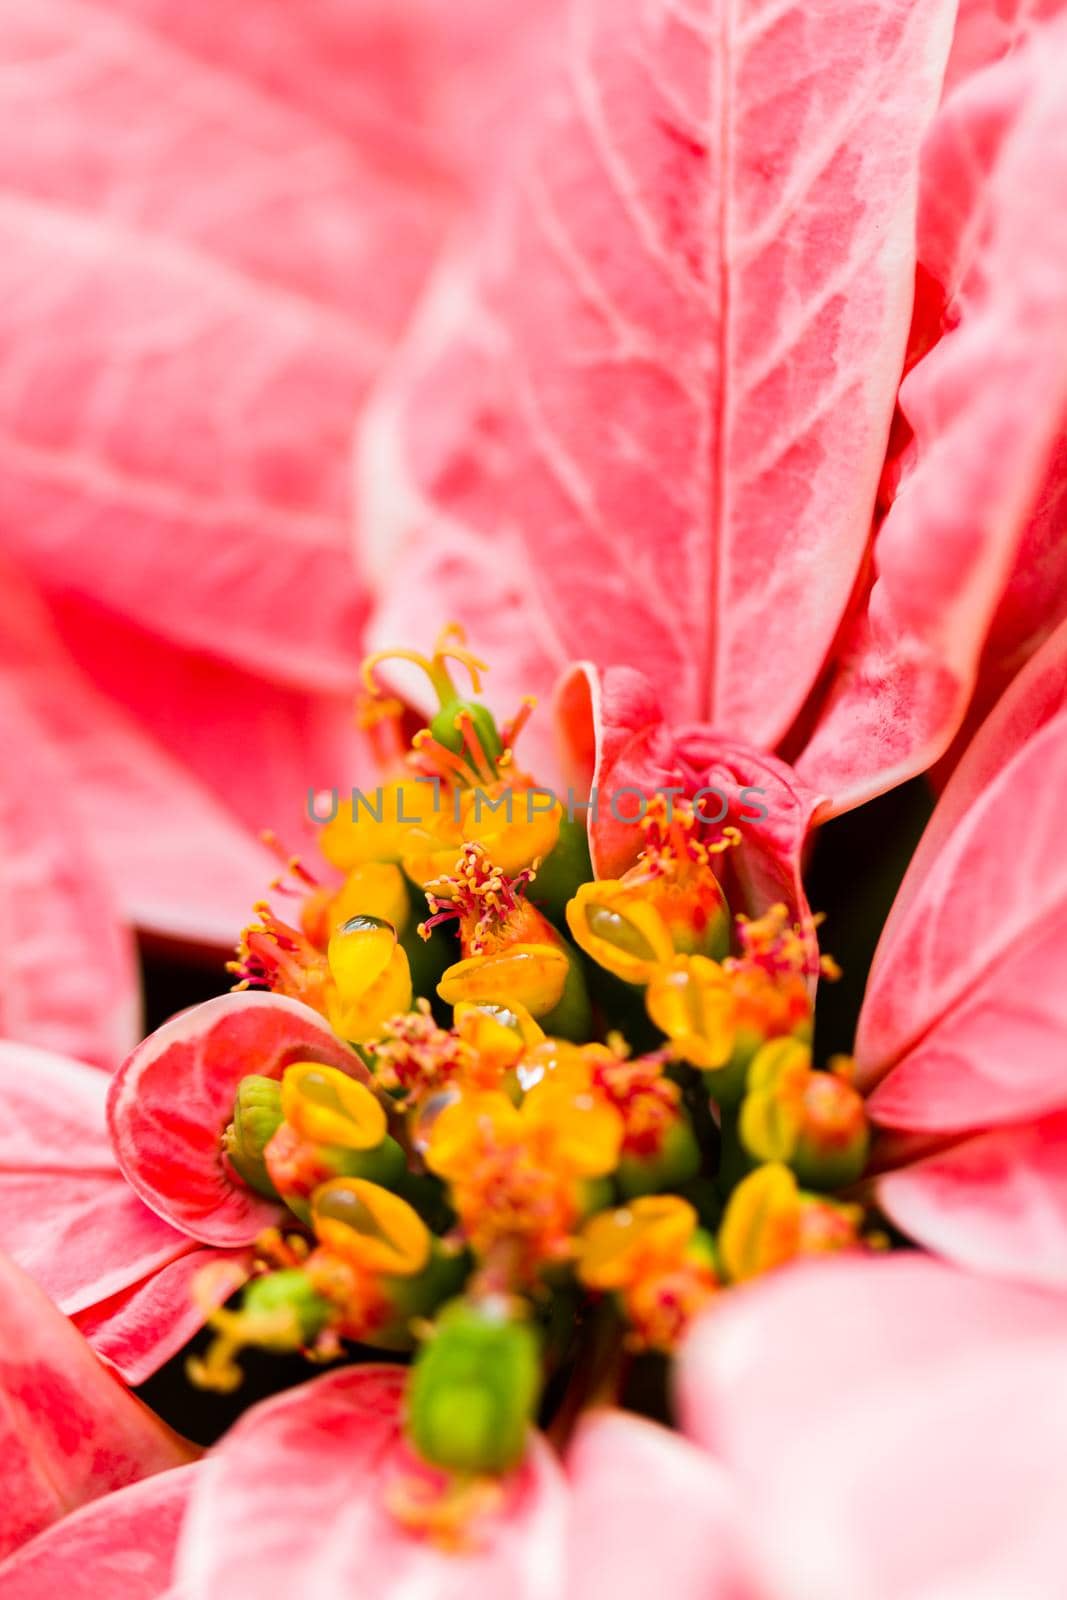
[108, 991, 373, 1248]
[0, 0, 430, 687]
[854, 618, 1067, 1285]
[0, 1037, 246, 1384]
[0, 676, 138, 1071]
[798, 14, 1067, 808]
[943, 0, 1064, 93]
[0, 551, 286, 958]
[679, 1254, 1067, 1599]
[0, 1249, 194, 1560]
[0, 994, 381, 1380]
[365, 0, 1067, 821]
[174, 1366, 568, 1600]
[0, 0, 558, 954]
[0, 1463, 199, 1600]
[362, 0, 951, 771]
[175, 1368, 757, 1600]
[564, 1412, 754, 1600]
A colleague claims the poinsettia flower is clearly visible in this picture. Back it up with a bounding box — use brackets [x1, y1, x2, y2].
[4, 2, 1066, 1589]
[6, 0, 1060, 991]
[0, 993, 366, 1382]
[362, 0, 1067, 818]
[0, 1246, 194, 1560]
[0, 0, 563, 959]
[88, 1254, 1060, 1598]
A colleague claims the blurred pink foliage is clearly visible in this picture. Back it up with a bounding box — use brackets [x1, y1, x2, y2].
[0, 0, 560, 1063]
[2, 0, 1067, 1592]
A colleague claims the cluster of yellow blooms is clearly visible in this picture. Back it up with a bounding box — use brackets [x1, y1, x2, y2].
[205, 631, 875, 1484]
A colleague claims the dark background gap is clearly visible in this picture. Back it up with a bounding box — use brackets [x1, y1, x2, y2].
[807, 777, 934, 1060]
[140, 941, 231, 1033]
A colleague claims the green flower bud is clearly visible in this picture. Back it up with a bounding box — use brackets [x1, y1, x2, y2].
[323, 1132, 409, 1189]
[407, 1298, 541, 1475]
[363, 640, 503, 771]
[738, 1044, 869, 1191]
[188, 1267, 334, 1391]
[702, 1015, 811, 1109]
[430, 698, 503, 766]
[617, 1115, 702, 1200]
[242, 1269, 333, 1347]
[223, 1075, 284, 1197]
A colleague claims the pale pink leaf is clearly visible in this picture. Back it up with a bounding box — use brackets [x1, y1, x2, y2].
[0, 0, 462, 690]
[869, 614, 1067, 967]
[0, 553, 281, 947]
[73, 1248, 252, 1388]
[0, 1461, 198, 1600]
[681, 1254, 1067, 1600]
[943, 0, 1065, 96]
[0, 1249, 194, 1559]
[799, 23, 1067, 811]
[108, 993, 372, 1246]
[0, 688, 138, 1069]
[877, 1112, 1067, 1288]
[0, 1042, 213, 1364]
[856, 708, 1067, 1137]
[0, 1036, 115, 1168]
[0, 0, 567, 948]
[957, 445, 1067, 751]
[365, 0, 956, 753]
[0, 0, 564, 693]
[565, 1411, 754, 1600]
[47, 596, 363, 860]
[176, 1365, 568, 1600]
[0, 1040, 244, 1383]
[104, 0, 568, 188]
[681, 1254, 1067, 1456]
[905, 8, 1067, 752]
[0, 1166, 196, 1321]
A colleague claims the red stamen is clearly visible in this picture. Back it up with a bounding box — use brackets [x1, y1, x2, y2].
[259, 832, 321, 897]
[410, 729, 475, 787]
[229, 901, 330, 1005]
[420, 844, 536, 954]
[455, 710, 497, 786]
[498, 696, 537, 753]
